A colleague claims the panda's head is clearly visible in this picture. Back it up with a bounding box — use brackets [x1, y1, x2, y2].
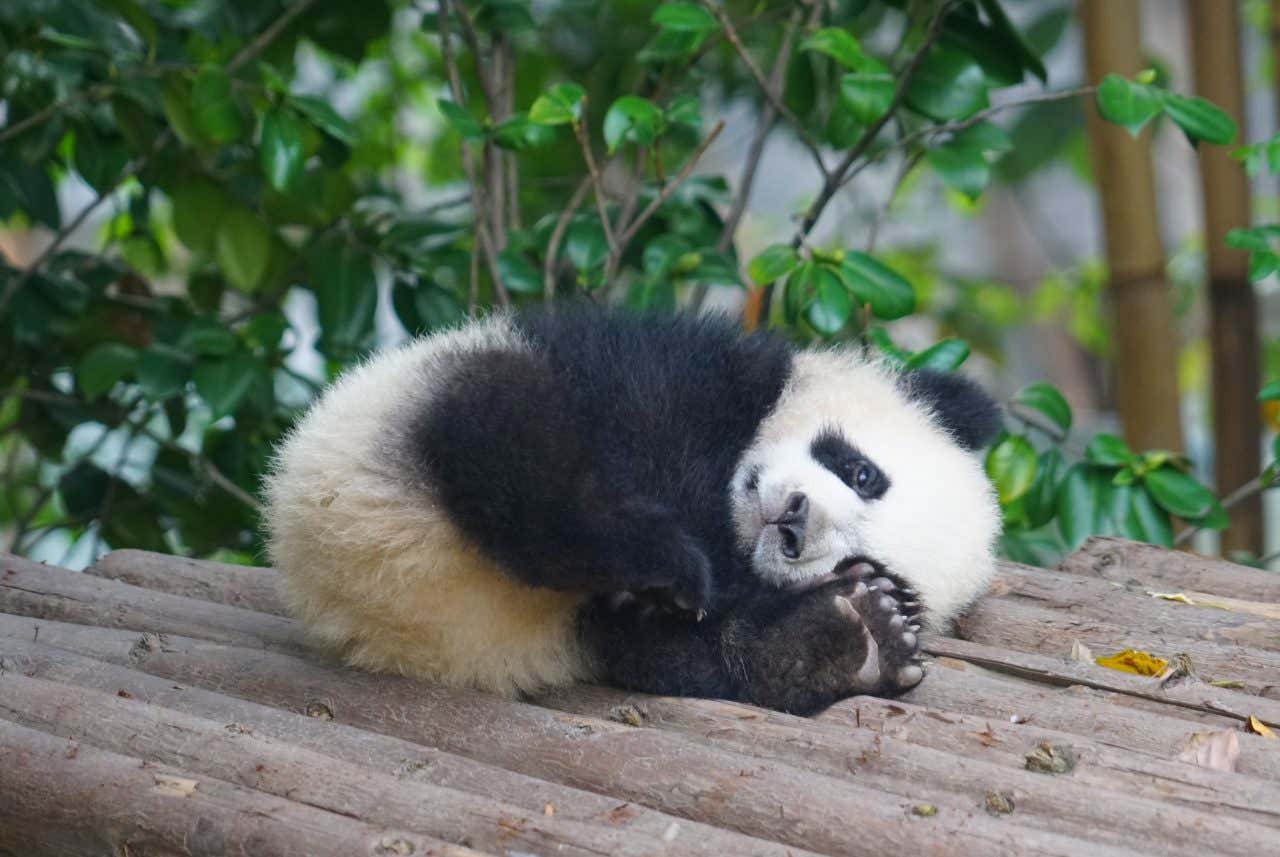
[730, 350, 1003, 628]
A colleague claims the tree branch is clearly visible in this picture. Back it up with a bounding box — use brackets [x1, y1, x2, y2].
[702, 0, 828, 181]
[1174, 475, 1274, 547]
[601, 121, 725, 285]
[572, 117, 618, 256]
[755, 0, 957, 323]
[543, 177, 593, 299]
[439, 0, 509, 308]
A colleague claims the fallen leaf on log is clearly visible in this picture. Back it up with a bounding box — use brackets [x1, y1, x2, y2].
[1246, 716, 1276, 739]
[910, 804, 937, 818]
[1094, 649, 1168, 676]
[1068, 640, 1093, 664]
[1177, 730, 1239, 772]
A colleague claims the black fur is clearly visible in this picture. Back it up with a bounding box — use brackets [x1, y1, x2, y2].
[900, 368, 1002, 451]
[810, 429, 890, 500]
[406, 305, 792, 612]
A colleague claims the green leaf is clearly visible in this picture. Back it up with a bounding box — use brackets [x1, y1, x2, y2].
[838, 252, 916, 320]
[438, 99, 485, 141]
[171, 180, 228, 255]
[1084, 433, 1133, 467]
[1012, 381, 1072, 433]
[839, 61, 895, 126]
[904, 339, 970, 371]
[496, 250, 542, 294]
[642, 234, 692, 276]
[78, 343, 138, 397]
[1225, 226, 1280, 251]
[568, 219, 609, 272]
[1116, 483, 1174, 547]
[1094, 74, 1162, 136]
[1143, 466, 1217, 518]
[1249, 250, 1280, 282]
[1023, 448, 1064, 528]
[867, 327, 909, 365]
[603, 96, 664, 153]
[904, 46, 989, 121]
[802, 28, 865, 69]
[1162, 93, 1237, 146]
[260, 108, 305, 191]
[1258, 380, 1280, 401]
[985, 434, 1037, 504]
[161, 76, 202, 146]
[291, 95, 354, 144]
[976, 0, 1048, 83]
[215, 209, 270, 293]
[651, 2, 717, 33]
[529, 83, 586, 126]
[309, 240, 378, 360]
[194, 352, 260, 420]
[1187, 498, 1229, 531]
[805, 266, 852, 336]
[783, 261, 816, 326]
[178, 319, 238, 356]
[191, 65, 243, 144]
[492, 112, 555, 150]
[136, 347, 188, 400]
[747, 244, 799, 284]
[1056, 463, 1112, 550]
[665, 95, 702, 128]
[74, 126, 130, 194]
[927, 142, 988, 200]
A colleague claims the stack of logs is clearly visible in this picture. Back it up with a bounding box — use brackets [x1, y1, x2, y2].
[1, 536, 1279, 856]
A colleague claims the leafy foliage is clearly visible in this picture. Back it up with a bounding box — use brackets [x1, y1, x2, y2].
[0, 0, 1254, 569]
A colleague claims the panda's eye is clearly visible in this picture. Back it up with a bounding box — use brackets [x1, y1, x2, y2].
[848, 460, 881, 498]
[854, 463, 872, 488]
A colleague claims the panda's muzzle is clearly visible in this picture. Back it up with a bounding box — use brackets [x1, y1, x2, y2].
[772, 492, 809, 559]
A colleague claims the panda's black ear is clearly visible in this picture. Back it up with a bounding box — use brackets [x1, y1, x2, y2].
[900, 369, 1003, 452]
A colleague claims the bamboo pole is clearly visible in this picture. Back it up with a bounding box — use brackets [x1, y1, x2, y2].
[1079, 0, 1186, 452]
[1188, 0, 1263, 554]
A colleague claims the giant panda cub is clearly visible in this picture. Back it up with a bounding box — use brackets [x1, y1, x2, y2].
[264, 306, 1002, 715]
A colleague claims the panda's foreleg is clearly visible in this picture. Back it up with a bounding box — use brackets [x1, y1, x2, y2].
[413, 348, 713, 611]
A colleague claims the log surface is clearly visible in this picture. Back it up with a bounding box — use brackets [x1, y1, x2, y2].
[2, 537, 1278, 856]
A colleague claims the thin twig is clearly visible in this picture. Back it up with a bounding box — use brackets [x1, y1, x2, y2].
[134, 423, 264, 514]
[617, 121, 726, 250]
[439, 0, 509, 308]
[543, 177, 593, 299]
[865, 149, 922, 254]
[572, 118, 618, 254]
[0, 85, 108, 144]
[452, 0, 498, 110]
[226, 0, 319, 73]
[702, 0, 829, 181]
[1174, 475, 1271, 547]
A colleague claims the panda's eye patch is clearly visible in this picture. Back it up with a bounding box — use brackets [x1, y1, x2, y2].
[810, 430, 890, 500]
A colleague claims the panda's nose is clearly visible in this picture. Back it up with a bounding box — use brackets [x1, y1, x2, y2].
[776, 492, 808, 559]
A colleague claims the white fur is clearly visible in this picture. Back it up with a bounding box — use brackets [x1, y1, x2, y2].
[730, 350, 1000, 629]
[266, 322, 998, 698]
[263, 314, 590, 697]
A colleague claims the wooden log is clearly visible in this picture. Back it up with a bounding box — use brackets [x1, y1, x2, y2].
[0, 637, 810, 857]
[0, 614, 1131, 857]
[925, 635, 1280, 729]
[535, 685, 1280, 856]
[991, 562, 1280, 650]
[0, 553, 305, 654]
[1058, 537, 1280, 602]
[902, 655, 1280, 781]
[823, 694, 1280, 828]
[0, 672, 739, 857]
[87, 549, 288, 616]
[953, 595, 1280, 697]
[0, 718, 483, 857]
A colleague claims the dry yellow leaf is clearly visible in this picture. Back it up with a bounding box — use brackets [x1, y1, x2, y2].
[1095, 649, 1168, 676]
[1247, 716, 1276, 739]
[1148, 591, 1195, 605]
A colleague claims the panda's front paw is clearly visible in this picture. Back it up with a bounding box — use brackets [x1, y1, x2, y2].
[736, 569, 923, 715]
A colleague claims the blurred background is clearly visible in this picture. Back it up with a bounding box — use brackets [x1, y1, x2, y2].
[1, 0, 1277, 572]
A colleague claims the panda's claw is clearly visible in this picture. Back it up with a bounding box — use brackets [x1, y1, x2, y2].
[870, 577, 895, 592]
[897, 664, 924, 688]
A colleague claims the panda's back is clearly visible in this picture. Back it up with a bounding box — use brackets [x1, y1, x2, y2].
[265, 308, 793, 695]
